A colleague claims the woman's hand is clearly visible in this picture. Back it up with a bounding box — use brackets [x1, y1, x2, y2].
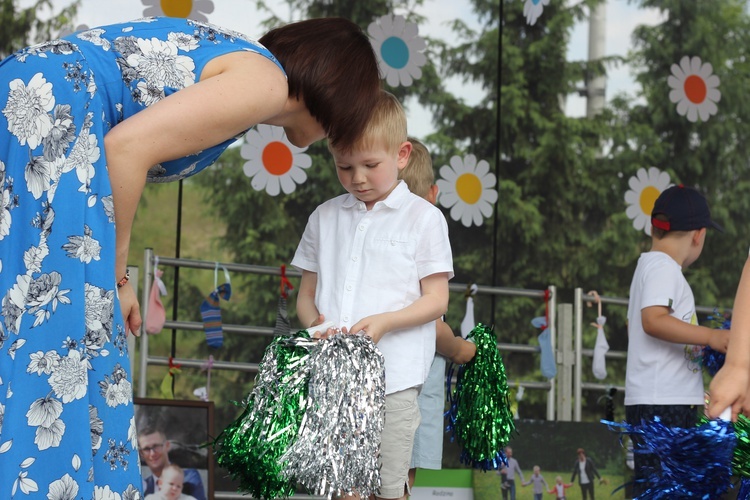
[118, 283, 142, 337]
[707, 362, 749, 421]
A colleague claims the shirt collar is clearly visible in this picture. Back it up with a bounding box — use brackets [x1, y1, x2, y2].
[341, 181, 410, 210]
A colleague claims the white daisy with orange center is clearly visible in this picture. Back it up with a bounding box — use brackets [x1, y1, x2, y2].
[436, 155, 497, 227]
[141, 0, 215, 21]
[241, 125, 311, 196]
[668, 56, 721, 122]
[624, 167, 672, 236]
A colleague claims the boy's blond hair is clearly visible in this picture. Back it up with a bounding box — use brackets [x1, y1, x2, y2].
[329, 90, 407, 154]
[398, 137, 434, 199]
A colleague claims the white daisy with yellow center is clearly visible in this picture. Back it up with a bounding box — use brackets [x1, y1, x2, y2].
[524, 0, 550, 26]
[141, 0, 215, 21]
[241, 125, 312, 196]
[436, 155, 498, 227]
[368, 14, 426, 87]
[624, 167, 672, 236]
[668, 55, 721, 122]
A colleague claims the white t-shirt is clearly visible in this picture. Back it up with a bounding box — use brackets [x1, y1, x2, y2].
[579, 460, 589, 484]
[625, 251, 704, 406]
[292, 181, 454, 394]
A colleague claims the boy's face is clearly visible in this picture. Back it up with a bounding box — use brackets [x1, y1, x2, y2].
[158, 468, 185, 500]
[332, 141, 410, 210]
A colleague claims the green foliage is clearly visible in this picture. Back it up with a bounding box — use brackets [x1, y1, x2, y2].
[0, 0, 81, 58]
[608, 0, 750, 308]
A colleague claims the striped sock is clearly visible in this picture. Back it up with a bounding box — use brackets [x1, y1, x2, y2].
[201, 283, 231, 348]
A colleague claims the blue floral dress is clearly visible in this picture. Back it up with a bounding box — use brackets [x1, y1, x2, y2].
[0, 17, 283, 499]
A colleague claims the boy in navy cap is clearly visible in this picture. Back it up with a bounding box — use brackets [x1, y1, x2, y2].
[624, 184, 729, 495]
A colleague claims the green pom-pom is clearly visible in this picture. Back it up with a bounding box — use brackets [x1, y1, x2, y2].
[448, 324, 516, 470]
[213, 331, 313, 499]
[730, 414, 750, 479]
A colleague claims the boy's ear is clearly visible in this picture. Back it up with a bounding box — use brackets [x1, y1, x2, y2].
[397, 140, 413, 169]
[693, 227, 707, 244]
[427, 184, 439, 205]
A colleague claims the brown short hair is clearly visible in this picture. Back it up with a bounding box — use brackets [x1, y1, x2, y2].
[399, 137, 434, 199]
[333, 90, 406, 155]
[259, 18, 381, 150]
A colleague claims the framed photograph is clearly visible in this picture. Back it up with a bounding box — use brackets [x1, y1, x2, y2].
[134, 398, 214, 500]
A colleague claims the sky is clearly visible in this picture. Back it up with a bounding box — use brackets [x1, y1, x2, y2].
[566, 1, 663, 117]
[21, 0, 663, 134]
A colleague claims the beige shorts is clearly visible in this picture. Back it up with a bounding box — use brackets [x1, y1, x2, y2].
[377, 388, 421, 499]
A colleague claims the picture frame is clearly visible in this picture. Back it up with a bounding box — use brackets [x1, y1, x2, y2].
[134, 398, 214, 500]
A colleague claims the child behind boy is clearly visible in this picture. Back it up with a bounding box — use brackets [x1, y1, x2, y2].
[292, 92, 454, 500]
[144, 464, 196, 500]
[624, 185, 728, 495]
[401, 138, 476, 488]
[522, 465, 549, 500]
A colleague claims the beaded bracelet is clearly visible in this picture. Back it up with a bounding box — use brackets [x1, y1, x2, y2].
[116, 269, 130, 288]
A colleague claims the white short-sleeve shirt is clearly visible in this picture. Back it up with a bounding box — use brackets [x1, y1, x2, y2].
[292, 181, 454, 394]
[625, 251, 704, 406]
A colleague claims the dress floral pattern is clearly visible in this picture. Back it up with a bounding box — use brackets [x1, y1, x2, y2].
[0, 17, 283, 499]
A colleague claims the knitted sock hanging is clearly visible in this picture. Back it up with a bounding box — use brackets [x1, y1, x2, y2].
[200, 264, 231, 348]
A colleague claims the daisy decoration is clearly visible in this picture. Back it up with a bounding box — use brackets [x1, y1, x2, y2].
[524, 0, 551, 26]
[624, 166, 672, 236]
[241, 125, 312, 196]
[436, 155, 498, 228]
[142, 0, 214, 22]
[368, 14, 426, 87]
[668, 56, 721, 122]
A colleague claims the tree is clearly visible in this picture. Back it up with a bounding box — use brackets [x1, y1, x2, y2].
[0, 0, 81, 59]
[607, 0, 750, 307]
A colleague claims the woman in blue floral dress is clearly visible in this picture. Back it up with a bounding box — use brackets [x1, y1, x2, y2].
[0, 16, 380, 499]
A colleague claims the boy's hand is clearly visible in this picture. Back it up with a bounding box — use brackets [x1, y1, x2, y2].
[708, 328, 730, 353]
[348, 313, 391, 344]
[450, 340, 477, 365]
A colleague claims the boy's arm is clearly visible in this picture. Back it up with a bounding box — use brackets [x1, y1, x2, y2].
[436, 318, 477, 364]
[708, 255, 750, 420]
[348, 272, 449, 344]
[641, 306, 729, 352]
[296, 270, 323, 329]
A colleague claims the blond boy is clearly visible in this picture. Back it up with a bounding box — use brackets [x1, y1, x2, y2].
[293, 92, 454, 500]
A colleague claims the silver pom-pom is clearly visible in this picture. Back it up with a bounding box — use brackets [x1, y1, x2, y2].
[280, 333, 386, 498]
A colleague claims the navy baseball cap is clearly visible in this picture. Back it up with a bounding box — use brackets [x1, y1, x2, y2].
[651, 184, 723, 233]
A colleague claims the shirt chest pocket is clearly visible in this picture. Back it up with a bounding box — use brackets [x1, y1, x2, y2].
[365, 235, 417, 289]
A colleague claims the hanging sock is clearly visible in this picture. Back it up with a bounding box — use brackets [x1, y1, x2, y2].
[274, 265, 295, 337]
[534, 289, 555, 379]
[145, 263, 167, 334]
[460, 283, 478, 338]
[201, 264, 232, 348]
[587, 291, 609, 380]
[537, 326, 556, 379]
[592, 316, 609, 380]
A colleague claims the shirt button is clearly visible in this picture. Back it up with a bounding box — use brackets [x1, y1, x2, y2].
[346, 284, 353, 291]
[391, 240, 396, 246]
[343, 315, 349, 322]
[352, 256, 358, 261]
[359, 225, 365, 231]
